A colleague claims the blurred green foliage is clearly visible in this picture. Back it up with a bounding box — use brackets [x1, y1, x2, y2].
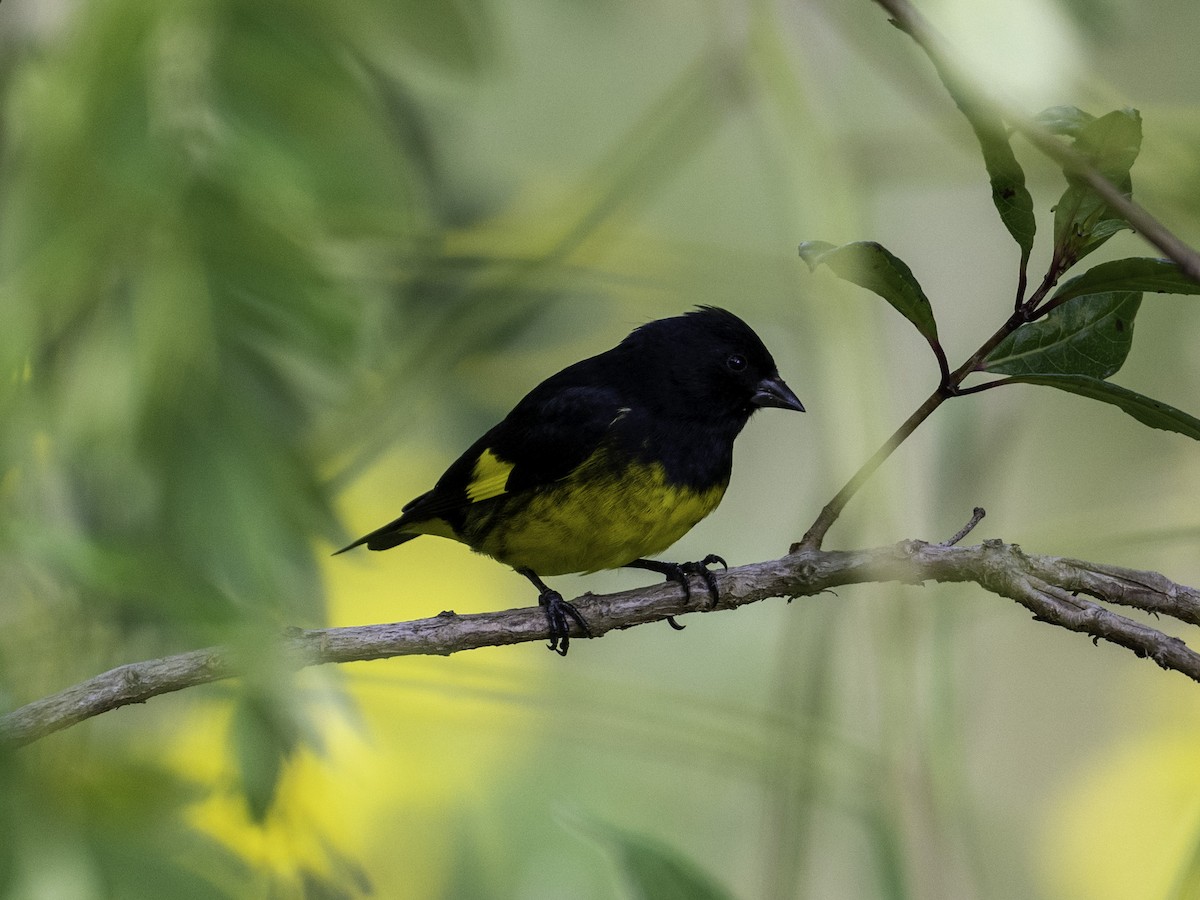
[579, 819, 736, 900]
[0, 0, 459, 639]
[3, 0, 1200, 898]
[0, 0, 506, 894]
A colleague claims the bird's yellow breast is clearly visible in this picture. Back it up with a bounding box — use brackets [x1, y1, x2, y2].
[473, 451, 727, 576]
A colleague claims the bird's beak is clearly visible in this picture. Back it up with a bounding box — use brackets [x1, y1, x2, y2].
[752, 374, 805, 412]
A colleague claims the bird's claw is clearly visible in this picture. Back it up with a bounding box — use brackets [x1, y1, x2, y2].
[621, 554, 728, 634]
[676, 554, 727, 608]
[539, 589, 591, 656]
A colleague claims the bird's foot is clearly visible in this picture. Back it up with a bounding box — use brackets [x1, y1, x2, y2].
[517, 568, 592, 655]
[678, 554, 728, 607]
[539, 589, 592, 656]
[625, 554, 729, 631]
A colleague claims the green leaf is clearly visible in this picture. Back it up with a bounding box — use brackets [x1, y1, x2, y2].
[976, 127, 1037, 274]
[1006, 374, 1200, 440]
[1050, 257, 1200, 304]
[1052, 109, 1142, 265]
[799, 240, 938, 343]
[1034, 105, 1095, 138]
[983, 292, 1141, 379]
[583, 822, 734, 900]
[231, 690, 301, 822]
[1078, 109, 1143, 182]
[925, 58, 1035, 270]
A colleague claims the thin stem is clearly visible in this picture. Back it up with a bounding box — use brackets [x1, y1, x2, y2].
[796, 387, 947, 550]
[1013, 263, 1029, 314]
[797, 256, 1054, 551]
[799, 306, 1027, 551]
[930, 338, 952, 389]
[1022, 265, 1063, 317]
[948, 311, 1026, 380]
[952, 378, 1011, 396]
[797, 244, 1054, 551]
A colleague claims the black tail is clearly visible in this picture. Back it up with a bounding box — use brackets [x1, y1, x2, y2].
[332, 519, 420, 555]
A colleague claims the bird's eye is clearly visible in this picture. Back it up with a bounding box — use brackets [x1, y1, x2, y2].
[726, 354, 747, 372]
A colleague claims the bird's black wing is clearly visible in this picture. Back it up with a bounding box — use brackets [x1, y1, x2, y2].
[411, 381, 627, 519]
[338, 372, 629, 551]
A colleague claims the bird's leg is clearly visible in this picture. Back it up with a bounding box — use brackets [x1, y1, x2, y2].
[623, 554, 729, 629]
[517, 568, 591, 656]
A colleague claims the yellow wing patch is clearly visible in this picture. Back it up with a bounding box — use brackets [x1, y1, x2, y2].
[466, 448, 515, 503]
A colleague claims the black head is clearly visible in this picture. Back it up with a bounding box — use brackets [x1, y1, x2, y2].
[616, 306, 804, 423]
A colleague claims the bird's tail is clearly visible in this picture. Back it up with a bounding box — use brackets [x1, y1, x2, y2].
[332, 519, 420, 555]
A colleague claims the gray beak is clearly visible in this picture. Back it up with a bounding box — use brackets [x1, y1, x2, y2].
[751, 374, 805, 412]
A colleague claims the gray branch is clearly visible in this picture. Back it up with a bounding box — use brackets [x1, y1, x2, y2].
[4, 538, 1200, 748]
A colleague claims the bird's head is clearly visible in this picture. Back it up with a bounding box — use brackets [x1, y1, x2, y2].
[620, 306, 804, 423]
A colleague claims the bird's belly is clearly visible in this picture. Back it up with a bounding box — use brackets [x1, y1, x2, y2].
[476, 461, 727, 576]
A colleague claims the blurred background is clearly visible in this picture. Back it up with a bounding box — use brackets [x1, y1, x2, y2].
[2, 0, 1200, 897]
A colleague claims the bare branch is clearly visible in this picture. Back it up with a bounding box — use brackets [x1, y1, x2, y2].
[4, 539, 1200, 748]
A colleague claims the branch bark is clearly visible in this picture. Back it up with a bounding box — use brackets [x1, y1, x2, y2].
[5, 539, 1200, 748]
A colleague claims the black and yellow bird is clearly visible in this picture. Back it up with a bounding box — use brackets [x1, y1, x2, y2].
[335, 306, 803, 654]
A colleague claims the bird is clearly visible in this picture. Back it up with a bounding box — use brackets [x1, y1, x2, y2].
[335, 306, 804, 655]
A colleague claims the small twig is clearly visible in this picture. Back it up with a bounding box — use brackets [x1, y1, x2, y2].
[6, 540, 1200, 747]
[940, 507, 986, 546]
